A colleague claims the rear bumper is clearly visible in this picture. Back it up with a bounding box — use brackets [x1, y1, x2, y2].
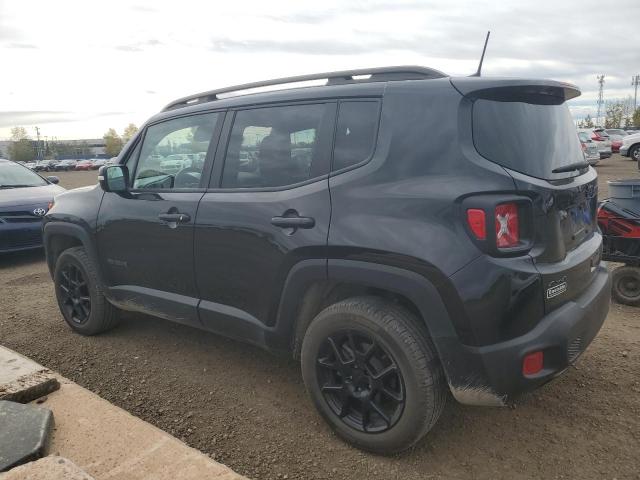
[620, 146, 629, 156]
[445, 264, 610, 406]
[0, 222, 44, 253]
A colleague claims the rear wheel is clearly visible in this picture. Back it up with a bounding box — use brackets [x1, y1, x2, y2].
[301, 297, 446, 454]
[612, 265, 640, 306]
[631, 145, 640, 162]
[54, 246, 120, 335]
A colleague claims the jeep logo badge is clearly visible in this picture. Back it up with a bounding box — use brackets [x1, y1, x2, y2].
[33, 208, 46, 217]
[546, 278, 568, 299]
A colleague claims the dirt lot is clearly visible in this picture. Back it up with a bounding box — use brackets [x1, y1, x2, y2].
[2, 158, 639, 479]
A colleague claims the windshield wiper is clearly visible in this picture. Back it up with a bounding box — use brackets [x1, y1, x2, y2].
[552, 161, 590, 174]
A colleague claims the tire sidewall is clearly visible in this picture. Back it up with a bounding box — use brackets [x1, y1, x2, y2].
[54, 249, 101, 334]
[612, 266, 640, 305]
[301, 308, 435, 453]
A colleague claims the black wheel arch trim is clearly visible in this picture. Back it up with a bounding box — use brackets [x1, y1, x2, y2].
[269, 258, 502, 404]
[43, 221, 103, 284]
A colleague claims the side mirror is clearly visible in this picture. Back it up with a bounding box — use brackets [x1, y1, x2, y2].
[98, 165, 129, 192]
[46, 176, 59, 184]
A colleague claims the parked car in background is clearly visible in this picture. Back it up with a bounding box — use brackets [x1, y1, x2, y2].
[24, 161, 37, 170]
[605, 129, 628, 137]
[91, 159, 107, 170]
[75, 160, 94, 171]
[106, 157, 119, 166]
[581, 128, 612, 158]
[620, 132, 640, 161]
[34, 160, 57, 172]
[0, 159, 65, 253]
[54, 160, 76, 171]
[578, 131, 600, 165]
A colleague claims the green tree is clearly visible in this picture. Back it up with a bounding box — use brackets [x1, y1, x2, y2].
[103, 128, 123, 157]
[122, 123, 139, 143]
[583, 114, 594, 128]
[7, 126, 36, 162]
[633, 108, 640, 128]
[604, 100, 625, 128]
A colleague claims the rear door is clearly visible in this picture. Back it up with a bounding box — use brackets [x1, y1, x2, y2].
[469, 87, 601, 312]
[194, 102, 335, 338]
[96, 111, 223, 326]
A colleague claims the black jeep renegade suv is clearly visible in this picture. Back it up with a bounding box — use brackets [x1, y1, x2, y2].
[44, 66, 611, 453]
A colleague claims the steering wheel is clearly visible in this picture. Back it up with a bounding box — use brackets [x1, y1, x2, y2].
[174, 167, 202, 188]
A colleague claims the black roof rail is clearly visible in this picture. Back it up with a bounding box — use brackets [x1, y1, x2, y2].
[161, 65, 447, 112]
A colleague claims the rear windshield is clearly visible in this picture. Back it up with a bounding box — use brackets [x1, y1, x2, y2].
[472, 100, 585, 180]
[578, 132, 590, 142]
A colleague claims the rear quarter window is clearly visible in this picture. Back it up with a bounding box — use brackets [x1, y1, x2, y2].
[332, 101, 379, 172]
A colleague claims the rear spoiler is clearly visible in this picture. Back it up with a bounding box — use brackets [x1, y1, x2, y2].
[450, 77, 581, 104]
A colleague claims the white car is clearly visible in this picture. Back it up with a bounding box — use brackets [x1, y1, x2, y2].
[579, 128, 612, 159]
[620, 132, 640, 161]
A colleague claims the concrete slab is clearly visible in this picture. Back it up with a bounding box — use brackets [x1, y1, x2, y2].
[1, 456, 95, 480]
[0, 347, 59, 403]
[39, 378, 245, 480]
[0, 401, 54, 472]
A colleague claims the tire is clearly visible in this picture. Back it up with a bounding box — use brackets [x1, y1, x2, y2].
[612, 265, 640, 306]
[54, 246, 120, 335]
[301, 296, 446, 454]
[630, 145, 640, 162]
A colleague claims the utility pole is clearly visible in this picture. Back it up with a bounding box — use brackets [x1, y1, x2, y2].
[632, 74, 640, 111]
[596, 75, 605, 127]
[34, 126, 42, 161]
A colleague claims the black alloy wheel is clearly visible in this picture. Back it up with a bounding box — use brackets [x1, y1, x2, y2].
[316, 329, 405, 433]
[58, 263, 91, 324]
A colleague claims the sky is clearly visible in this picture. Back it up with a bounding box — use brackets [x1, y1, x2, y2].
[1, 0, 639, 140]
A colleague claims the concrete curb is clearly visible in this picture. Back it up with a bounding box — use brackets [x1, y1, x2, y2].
[0, 346, 246, 480]
[0, 347, 59, 403]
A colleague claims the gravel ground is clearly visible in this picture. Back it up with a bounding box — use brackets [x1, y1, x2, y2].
[2, 157, 639, 479]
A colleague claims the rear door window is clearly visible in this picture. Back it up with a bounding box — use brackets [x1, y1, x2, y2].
[332, 101, 379, 171]
[472, 100, 585, 180]
[221, 103, 334, 189]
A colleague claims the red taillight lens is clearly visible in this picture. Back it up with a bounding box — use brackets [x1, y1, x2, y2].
[495, 203, 519, 248]
[592, 134, 603, 141]
[522, 351, 544, 376]
[466, 209, 486, 240]
[581, 142, 586, 152]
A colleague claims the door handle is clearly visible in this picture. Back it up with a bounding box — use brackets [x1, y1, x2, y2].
[158, 212, 191, 224]
[271, 215, 315, 229]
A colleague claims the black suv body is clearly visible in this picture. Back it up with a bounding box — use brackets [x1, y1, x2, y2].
[44, 66, 611, 453]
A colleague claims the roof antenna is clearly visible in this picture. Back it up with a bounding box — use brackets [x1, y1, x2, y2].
[471, 31, 491, 77]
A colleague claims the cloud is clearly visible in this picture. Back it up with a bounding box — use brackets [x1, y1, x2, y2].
[0, 111, 126, 128]
[6, 42, 37, 49]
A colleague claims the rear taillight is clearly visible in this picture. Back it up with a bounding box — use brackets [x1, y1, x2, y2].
[462, 196, 532, 256]
[466, 209, 486, 240]
[495, 203, 519, 248]
[581, 142, 586, 151]
[592, 134, 603, 141]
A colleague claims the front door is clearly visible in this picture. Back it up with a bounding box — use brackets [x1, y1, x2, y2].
[194, 102, 336, 339]
[96, 111, 223, 326]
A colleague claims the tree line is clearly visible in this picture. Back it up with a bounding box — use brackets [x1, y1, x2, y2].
[577, 96, 640, 129]
[3, 124, 139, 162]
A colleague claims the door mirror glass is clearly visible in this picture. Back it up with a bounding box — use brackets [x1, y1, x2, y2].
[99, 165, 129, 192]
[46, 176, 60, 184]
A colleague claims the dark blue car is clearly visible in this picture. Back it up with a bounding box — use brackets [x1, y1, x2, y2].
[0, 159, 65, 253]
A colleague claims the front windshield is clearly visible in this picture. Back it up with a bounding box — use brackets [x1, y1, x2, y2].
[0, 162, 48, 188]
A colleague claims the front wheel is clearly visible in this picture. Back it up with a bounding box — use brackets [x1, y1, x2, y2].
[54, 246, 120, 335]
[301, 297, 446, 454]
[612, 265, 640, 306]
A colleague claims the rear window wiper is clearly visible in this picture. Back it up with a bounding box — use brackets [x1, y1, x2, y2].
[552, 161, 590, 174]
